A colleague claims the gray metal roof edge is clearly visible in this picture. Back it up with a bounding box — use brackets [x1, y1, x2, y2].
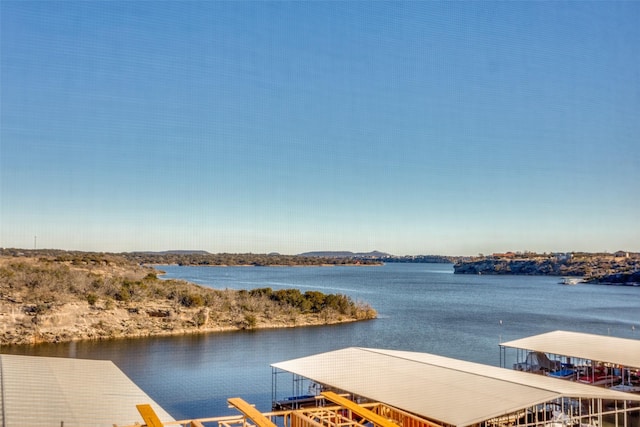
[460, 395, 562, 427]
[499, 330, 640, 352]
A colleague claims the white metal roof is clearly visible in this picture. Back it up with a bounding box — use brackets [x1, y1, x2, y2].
[500, 330, 640, 368]
[272, 347, 640, 427]
[0, 354, 174, 427]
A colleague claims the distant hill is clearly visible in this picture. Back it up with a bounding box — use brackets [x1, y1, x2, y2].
[299, 250, 391, 258]
[130, 250, 211, 256]
[384, 255, 459, 264]
[123, 252, 380, 266]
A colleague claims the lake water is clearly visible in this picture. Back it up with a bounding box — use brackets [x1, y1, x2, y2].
[3, 263, 639, 420]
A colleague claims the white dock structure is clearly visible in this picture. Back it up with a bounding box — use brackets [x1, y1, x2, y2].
[500, 330, 640, 370]
[271, 347, 640, 427]
[500, 330, 640, 388]
[4, 344, 640, 427]
[0, 354, 174, 427]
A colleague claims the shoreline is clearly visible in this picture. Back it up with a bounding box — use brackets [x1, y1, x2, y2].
[1, 311, 366, 347]
[149, 263, 381, 268]
[0, 299, 372, 346]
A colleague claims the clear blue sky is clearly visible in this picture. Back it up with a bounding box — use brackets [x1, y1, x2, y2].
[2, 1, 639, 256]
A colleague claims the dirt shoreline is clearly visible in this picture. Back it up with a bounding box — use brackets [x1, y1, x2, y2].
[0, 299, 362, 346]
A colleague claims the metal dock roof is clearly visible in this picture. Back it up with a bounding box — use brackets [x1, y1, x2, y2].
[500, 330, 640, 368]
[272, 347, 640, 427]
[0, 354, 174, 427]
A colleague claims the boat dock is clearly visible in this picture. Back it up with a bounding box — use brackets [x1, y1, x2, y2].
[500, 330, 640, 391]
[126, 345, 640, 427]
[3, 331, 639, 427]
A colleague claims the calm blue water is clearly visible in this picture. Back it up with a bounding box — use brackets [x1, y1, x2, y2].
[3, 263, 639, 420]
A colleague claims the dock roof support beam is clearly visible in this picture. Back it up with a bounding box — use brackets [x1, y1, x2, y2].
[228, 397, 278, 427]
[320, 391, 397, 427]
[136, 404, 164, 427]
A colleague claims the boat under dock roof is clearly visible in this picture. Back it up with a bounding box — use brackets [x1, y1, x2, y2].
[500, 330, 640, 368]
[272, 347, 640, 427]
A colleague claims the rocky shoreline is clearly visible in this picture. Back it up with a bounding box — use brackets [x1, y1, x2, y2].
[583, 270, 640, 286]
[1, 298, 365, 346]
[453, 252, 640, 285]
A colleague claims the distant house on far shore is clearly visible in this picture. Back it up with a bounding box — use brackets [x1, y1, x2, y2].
[492, 252, 516, 259]
[553, 252, 572, 262]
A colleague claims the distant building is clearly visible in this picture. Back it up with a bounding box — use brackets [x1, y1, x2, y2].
[492, 252, 516, 259]
[554, 252, 572, 262]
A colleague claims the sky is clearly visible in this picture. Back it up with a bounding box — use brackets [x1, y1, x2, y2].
[1, 1, 639, 256]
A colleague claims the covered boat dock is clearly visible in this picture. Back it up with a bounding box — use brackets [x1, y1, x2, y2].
[499, 330, 640, 390]
[118, 346, 640, 427]
[271, 347, 640, 427]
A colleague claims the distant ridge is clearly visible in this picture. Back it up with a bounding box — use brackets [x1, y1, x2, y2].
[299, 250, 391, 258]
[130, 250, 211, 256]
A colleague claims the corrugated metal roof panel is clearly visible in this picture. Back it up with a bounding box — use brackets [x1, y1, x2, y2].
[272, 347, 640, 427]
[0, 354, 174, 427]
[500, 330, 640, 368]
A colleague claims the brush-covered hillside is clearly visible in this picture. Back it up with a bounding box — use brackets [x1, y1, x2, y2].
[0, 251, 376, 345]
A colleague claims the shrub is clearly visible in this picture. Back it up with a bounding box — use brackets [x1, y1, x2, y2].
[324, 294, 351, 314]
[91, 278, 104, 289]
[143, 272, 157, 281]
[179, 292, 204, 308]
[114, 285, 132, 302]
[271, 289, 305, 307]
[194, 309, 208, 327]
[304, 291, 326, 312]
[249, 287, 273, 298]
[243, 314, 257, 329]
[86, 293, 98, 306]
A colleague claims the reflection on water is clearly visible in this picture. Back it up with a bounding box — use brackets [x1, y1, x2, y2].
[3, 263, 639, 420]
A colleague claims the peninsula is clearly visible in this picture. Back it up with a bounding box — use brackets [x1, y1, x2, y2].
[0, 250, 377, 345]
